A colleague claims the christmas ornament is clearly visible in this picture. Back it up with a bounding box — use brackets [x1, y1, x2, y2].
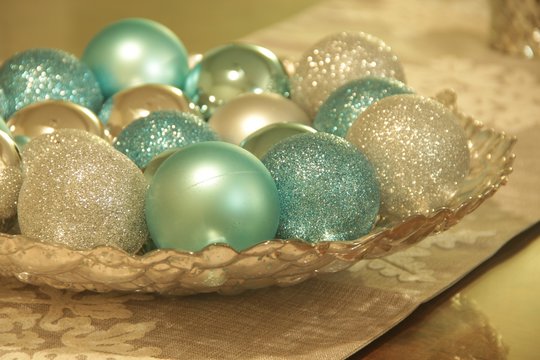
[262, 132, 380, 242]
[346, 94, 470, 219]
[146, 141, 280, 252]
[143, 148, 179, 183]
[0, 88, 8, 118]
[183, 43, 290, 118]
[82, 18, 189, 98]
[7, 100, 106, 146]
[0, 131, 22, 232]
[113, 110, 218, 168]
[240, 122, 316, 159]
[314, 77, 413, 137]
[18, 129, 148, 253]
[0, 48, 103, 118]
[291, 31, 406, 117]
[97, 84, 197, 138]
[208, 93, 310, 144]
[0, 117, 11, 137]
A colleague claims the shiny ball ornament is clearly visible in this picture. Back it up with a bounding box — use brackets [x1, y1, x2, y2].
[346, 94, 470, 219]
[18, 129, 148, 253]
[98, 84, 197, 138]
[240, 122, 317, 159]
[184, 43, 290, 118]
[113, 110, 218, 168]
[208, 93, 310, 144]
[0, 131, 22, 232]
[0, 48, 103, 118]
[146, 141, 280, 252]
[261, 132, 380, 242]
[7, 100, 106, 144]
[314, 77, 413, 137]
[0, 88, 8, 118]
[82, 18, 189, 98]
[291, 32, 406, 117]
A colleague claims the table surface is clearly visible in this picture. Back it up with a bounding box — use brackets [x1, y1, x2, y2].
[1, 1, 539, 359]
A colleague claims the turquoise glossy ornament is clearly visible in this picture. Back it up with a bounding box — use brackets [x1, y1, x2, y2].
[0, 88, 8, 118]
[146, 141, 280, 252]
[184, 43, 290, 118]
[240, 123, 316, 159]
[262, 132, 380, 242]
[314, 77, 413, 137]
[0, 49, 103, 118]
[82, 18, 189, 98]
[0, 116, 11, 137]
[113, 110, 218, 169]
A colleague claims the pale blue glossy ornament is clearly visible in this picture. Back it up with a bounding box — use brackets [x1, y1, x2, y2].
[314, 77, 413, 137]
[146, 141, 280, 252]
[0, 49, 103, 118]
[0, 88, 8, 118]
[0, 116, 11, 137]
[82, 18, 189, 98]
[262, 132, 380, 242]
[113, 110, 218, 168]
[184, 43, 290, 118]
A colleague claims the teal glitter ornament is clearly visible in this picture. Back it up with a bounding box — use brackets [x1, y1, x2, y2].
[113, 110, 218, 168]
[184, 43, 290, 118]
[262, 132, 380, 242]
[98, 96, 114, 125]
[146, 141, 280, 252]
[0, 117, 11, 137]
[82, 18, 189, 98]
[314, 77, 413, 137]
[0, 49, 103, 118]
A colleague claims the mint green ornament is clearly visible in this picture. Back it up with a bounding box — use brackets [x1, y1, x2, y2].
[145, 142, 280, 252]
[184, 43, 290, 118]
[82, 18, 189, 98]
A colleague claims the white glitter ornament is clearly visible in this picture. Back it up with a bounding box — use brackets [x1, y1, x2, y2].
[18, 129, 148, 253]
[292, 31, 406, 117]
[346, 94, 470, 219]
[0, 132, 22, 232]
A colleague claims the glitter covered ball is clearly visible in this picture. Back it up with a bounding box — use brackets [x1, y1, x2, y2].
[262, 132, 380, 242]
[346, 94, 470, 219]
[18, 129, 148, 253]
[184, 43, 290, 118]
[0, 49, 103, 118]
[292, 32, 406, 117]
[314, 77, 413, 137]
[0, 132, 22, 232]
[113, 110, 218, 168]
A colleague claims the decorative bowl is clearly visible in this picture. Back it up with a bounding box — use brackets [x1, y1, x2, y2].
[0, 90, 516, 295]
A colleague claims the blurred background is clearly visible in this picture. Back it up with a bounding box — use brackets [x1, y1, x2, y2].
[0, 0, 321, 59]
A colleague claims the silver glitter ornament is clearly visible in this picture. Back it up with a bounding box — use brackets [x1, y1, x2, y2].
[18, 129, 148, 253]
[262, 132, 380, 242]
[0, 48, 103, 118]
[346, 94, 470, 219]
[292, 32, 406, 117]
[0, 131, 22, 232]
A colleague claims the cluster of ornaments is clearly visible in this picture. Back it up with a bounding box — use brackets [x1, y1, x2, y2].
[0, 19, 470, 255]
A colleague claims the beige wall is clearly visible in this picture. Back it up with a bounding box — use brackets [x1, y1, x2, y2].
[0, 0, 320, 60]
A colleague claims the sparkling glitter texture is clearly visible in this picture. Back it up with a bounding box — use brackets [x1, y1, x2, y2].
[18, 129, 148, 253]
[346, 94, 470, 219]
[292, 32, 406, 117]
[0, 49, 103, 118]
[314, 76, 413, 137]
[262, 132, 380, 242]
[0, 166, 22, 221]
[113, 110, 218, 169]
